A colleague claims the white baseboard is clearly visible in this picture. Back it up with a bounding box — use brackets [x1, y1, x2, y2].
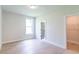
[2, 39, 26, 44]
[2, 38, 35, 44]
[42, 40, 66, 49]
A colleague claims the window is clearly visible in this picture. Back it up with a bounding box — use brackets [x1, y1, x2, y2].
[26, 19, 33, 34]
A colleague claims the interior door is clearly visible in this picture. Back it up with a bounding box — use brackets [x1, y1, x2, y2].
[67, 16, 79, 51]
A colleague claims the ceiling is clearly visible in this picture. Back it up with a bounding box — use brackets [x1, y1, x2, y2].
[2, 5, 79, 17]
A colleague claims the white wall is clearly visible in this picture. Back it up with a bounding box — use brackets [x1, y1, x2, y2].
[46, 15, 66, 48]
[0, 6, 2, 49]
[36, 9, 79, 49]
[36, 13, 66, 49]
[2, 11, 26, 44]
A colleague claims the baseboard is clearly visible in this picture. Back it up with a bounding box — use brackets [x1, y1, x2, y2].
[42, 40, 66, 49]
[2, 39, 26, 44]
[67, 41, 79, 51]
[67, 40, 79, 45]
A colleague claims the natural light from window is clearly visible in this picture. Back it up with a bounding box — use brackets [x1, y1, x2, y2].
[26, 19, 33, 34]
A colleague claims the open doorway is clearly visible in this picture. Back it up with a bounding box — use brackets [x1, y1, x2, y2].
[41, 22, 45, 39]
[67, 16, 79, 51]
[40, 20, 47, 40]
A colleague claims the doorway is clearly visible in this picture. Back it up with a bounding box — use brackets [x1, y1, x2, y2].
[41, 22, 45, 39]
[67, 16, 79, 51]
[40, 20, 47, 40]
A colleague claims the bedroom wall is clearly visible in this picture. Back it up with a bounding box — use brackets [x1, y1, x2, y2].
[36, 9, 79, 49]
[46, 14, 66, 48]
[36, 13, 66, 49]
[2, 10, 26, 44]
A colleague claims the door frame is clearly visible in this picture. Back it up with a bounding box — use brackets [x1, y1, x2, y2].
[40, 19, 47, 40]
[64, 16, 67, 49]
[65, 14, 79, 49]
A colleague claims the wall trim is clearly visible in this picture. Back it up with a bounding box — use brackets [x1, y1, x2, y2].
[2, 39, 25, 44]
[42, 40, 66, 49]
[2, 39, 33, 44]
